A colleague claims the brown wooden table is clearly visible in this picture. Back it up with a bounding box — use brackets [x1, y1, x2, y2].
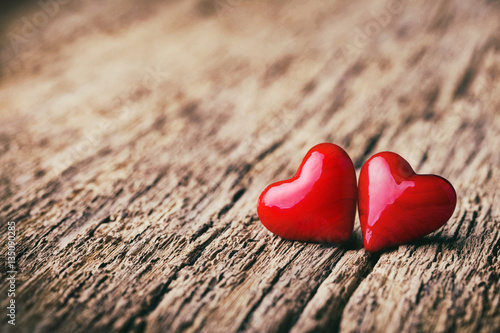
[1, 0, 499, 332]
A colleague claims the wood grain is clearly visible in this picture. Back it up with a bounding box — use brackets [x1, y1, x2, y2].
[0, 0, 499, 332]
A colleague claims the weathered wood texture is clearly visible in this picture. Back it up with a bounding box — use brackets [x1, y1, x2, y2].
[1, 0, 499, 332]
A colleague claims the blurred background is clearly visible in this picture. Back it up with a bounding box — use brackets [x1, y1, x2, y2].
[0, 0, 498, 183]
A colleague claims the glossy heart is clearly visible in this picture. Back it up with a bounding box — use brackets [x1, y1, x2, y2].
[358, 152, 456, 252]
[257, 143, 357, 243]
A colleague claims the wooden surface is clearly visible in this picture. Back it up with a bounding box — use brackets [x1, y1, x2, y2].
[1, 0, 500, 332]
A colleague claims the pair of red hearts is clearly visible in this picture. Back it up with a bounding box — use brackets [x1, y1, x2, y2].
[257, 143, 456, 252]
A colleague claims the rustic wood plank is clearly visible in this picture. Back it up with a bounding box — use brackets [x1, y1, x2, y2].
[0, 0, 499, 332]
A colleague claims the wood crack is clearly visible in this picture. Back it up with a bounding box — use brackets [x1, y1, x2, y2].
[354, 129, 384, 169]
[277, 252, 345, 333]
[334, 253, 380, 332]
[237, 246, 306, 332]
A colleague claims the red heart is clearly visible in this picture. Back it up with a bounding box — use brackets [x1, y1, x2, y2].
[257, 143, 357, 243]
[358, 152, 457, 252]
